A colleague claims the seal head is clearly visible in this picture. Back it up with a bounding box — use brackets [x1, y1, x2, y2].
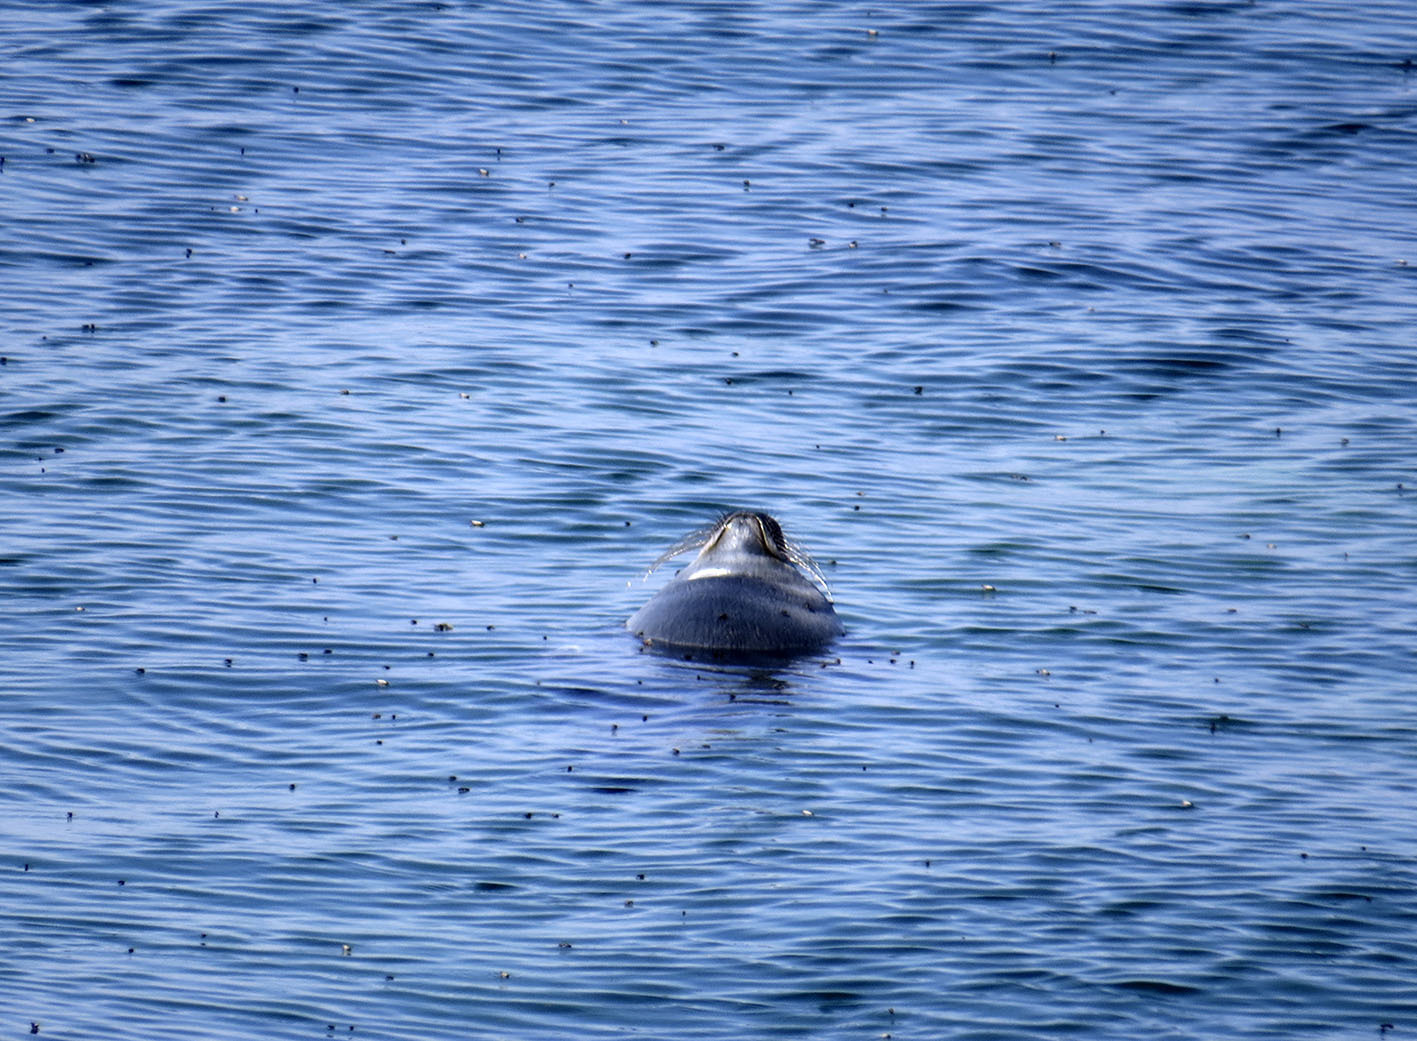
[627, 511, 843, 659]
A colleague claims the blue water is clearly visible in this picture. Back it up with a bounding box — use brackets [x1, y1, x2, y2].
[4, 2, 1417, 1038]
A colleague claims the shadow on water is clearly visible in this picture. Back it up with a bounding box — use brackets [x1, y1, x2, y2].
[627, 642, 840, 706]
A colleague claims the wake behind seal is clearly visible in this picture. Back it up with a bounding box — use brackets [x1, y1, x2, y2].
[627, 511, 843, 660]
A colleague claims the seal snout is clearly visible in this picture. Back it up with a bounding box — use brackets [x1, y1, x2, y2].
[702, 511, 786, 562]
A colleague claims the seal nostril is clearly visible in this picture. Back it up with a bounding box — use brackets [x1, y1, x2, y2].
[756, 513, 786, 553]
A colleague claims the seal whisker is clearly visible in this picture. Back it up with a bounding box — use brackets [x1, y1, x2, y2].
[781, 539, 832, 599]
[641, 516, 724, 577]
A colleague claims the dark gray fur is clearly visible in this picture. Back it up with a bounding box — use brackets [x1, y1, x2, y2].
[627, 512, 842, 659]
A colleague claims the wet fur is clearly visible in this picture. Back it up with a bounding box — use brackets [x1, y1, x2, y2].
[628, 512, 842, 659]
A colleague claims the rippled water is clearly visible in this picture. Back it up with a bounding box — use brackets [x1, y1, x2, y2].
[4, 2, 1417, 1038]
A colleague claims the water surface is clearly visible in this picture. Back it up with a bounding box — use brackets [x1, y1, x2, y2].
[3, 2, 1417, 1038]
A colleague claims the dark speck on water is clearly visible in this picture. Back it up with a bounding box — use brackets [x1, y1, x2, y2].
[3, 2, 1417, 1040]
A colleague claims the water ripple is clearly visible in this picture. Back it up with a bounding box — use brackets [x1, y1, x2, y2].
[5, 1, 1417, 1039]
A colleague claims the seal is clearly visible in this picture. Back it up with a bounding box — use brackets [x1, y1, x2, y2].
[627, 511, 843, 659]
